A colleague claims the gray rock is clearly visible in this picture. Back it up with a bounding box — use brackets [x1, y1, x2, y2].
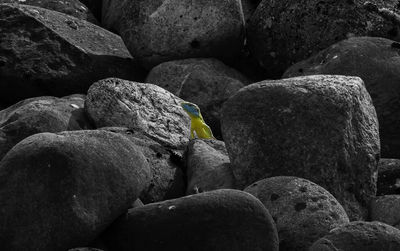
[85, 78, 191, 149]
[245, 176, 349, 251]
[377, 158, 400, 195]
[0, 4, 144, 106]
[370, 195, 400, 230]
[221, 75, 380, 220]
[103, 189, 279, 251]
[79, 0, 101, 22]
[284, 37, 400, 158]
[102, 0, 245, 69]
[0, 130, 151, 251]
[186, 139, 235, 195]
[309, 221, 400, 251]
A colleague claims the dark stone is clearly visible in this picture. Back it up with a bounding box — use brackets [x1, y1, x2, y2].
[370, 195, 400, 230]
[78, 0, 101, 22]
[377, 158, 400, 195]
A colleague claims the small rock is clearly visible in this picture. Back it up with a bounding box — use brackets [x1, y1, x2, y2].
[377, 158, 400, 195]
[370, 195, 400, 230]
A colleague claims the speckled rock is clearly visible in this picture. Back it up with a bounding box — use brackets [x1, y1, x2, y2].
[309, 221, 400, 251]
[245, 176, 349, 251]
[377, 159, 400, 195]
[284, 37, 400, 158]
[85, 78, 191, 149]
[103, 189, 279, 251]
[186, 139, 235, 195]
[370, 195, 400, 230]
[0, 130, 151, 251]
[221, 75, 380, 220]
[248, 0, 400, 78]
[0, 4, 144, 106]
[0, 94, 93, 160]
[102, 0, 246, 69]
[146, 58, 249, 139]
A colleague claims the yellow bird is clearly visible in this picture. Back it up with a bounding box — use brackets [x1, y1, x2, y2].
[181, 101, 215, 139]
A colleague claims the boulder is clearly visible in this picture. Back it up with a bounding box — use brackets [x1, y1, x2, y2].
[245, 176, 349, 251]
[102, 0, 245, 69]
[247, 0, 400, 78]
[309, 221, 400, 251]
[146, 58, 249, 139]
[0, 95, 93, 160]
[284, 37, 400, 158]
[0, 130, 150, 250]
[377, 158, 400, 195]
[370, 195, 400, 230]
[221, 75, 380, 220]
[0, 4, 144, 106]
[103, 189, 279, 251]
[85, 78, 191, 149]
[78, 0, 101, 22]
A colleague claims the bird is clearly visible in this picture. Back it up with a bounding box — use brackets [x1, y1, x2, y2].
[181, 101, 215, 139]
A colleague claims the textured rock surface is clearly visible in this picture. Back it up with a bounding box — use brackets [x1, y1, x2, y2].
[309, 221, 400, 251]
[85, 78, 191, 148]
[102, 0, 246, 68]
[79, 0, 101, 22]
[146, 58, 249, 139]
[103, 189, 279, 251]
[221, 75, 380, 220]
[377, 158, 400, 195]
[245, 176, 349, 251]
[0, 130, 150, 251]
[0, 4, 144, 106]
[370, 195, 400, 230]
[0, 94, 93, 160]
[248, 0, 400, 78]
[186, 139, 235, 194]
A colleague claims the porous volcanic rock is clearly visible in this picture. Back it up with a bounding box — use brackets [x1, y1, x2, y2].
[370, 195, 400, 230]
[0, 94, 93, 160]
[245, 176, 349, 251]
[309, 221, 400, 251]
[377, 158, 400, 195]
[102, 0, 246, 69]
[85, 78, 191, 148]
[103, 189, 279, 251]
[0, 130, 150, 251]
[146, 58, 249, 139]
[284, 37, 400, 158]
[186, 139, 235, 194]
[221, 75, 380, 220]
[247, 0, 400, 78]
[0, 4, 144, 106]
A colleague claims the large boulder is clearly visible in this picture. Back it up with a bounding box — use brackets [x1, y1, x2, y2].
[103, 189, 279, 251]
[284, 37, 400, 158]
[370, 195, 400, 230]
[247, 0, 400, 78]
[85, 78, 191, 149]
[245, 176, 349, 251]
[0, 95, 93, 160]
[221, 75, 380, 220]
[102, 0, 246, 69]
[0, 130, 151, 251]
[377, 158, 400, 195]
[0, 4, 144, 106]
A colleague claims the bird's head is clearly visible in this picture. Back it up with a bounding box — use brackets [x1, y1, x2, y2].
[181, 102, 202, 119]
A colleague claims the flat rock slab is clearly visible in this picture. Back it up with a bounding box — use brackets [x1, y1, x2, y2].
[221, 75, 380, 220]
[0, 4, 144, 106]
[103, 189, 279, 251]
[0, 130, 151, 251]
[371, 195, 400, 230]
[377, 158, 400, 195]
[245, 176, 349, 251]
[85, 78, 191, 149]
[284, 36, 400, 158]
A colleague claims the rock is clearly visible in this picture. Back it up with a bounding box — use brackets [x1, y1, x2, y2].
[102, 0, 245, 69]
[0, 95, 93, 160]
[99, 127, 185, 204]
[0, 4, 144, 107]
[131, 198, 144, 208]
[85, 78, 191, 149]
[0, 0, 98, 23]
[247, 0, 400, 78]
[0, 130, 150, 251]
[284, 37, 400, 158]
[146, 58, 249, 139]
[68, 248, 104, 251]
[309, 221, 400, 251]
[377, 158, 400, 195]
[79, 0, 101, 22]
[103, 189, 279, 251]
[241, 0, 260, 24]
[245, 176, 349, 251]
[186, 139, 235, 194]
[371, 195, 400, 230]
[221, 75, 380, 220]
